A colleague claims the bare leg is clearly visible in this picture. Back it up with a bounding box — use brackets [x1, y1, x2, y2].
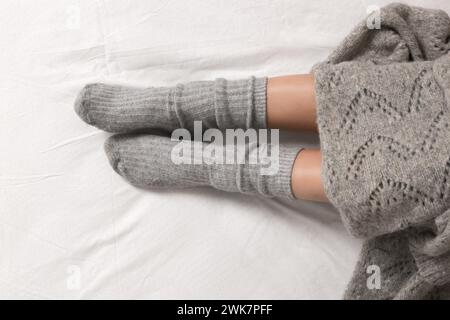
[291, 149, 327, 202]
[267, 74, 317, 132]
[267, 74, 327, 202]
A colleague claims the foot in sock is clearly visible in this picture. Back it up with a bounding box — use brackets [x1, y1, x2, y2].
[104, 133, 301, 199]
[74, 77, 267, 133]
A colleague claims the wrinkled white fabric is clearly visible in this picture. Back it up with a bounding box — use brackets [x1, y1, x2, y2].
[3, 0, 447, 299]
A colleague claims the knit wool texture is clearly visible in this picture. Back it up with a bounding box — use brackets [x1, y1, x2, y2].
[313, 3, 450, 299]
[75, 77, 267, 133]
[104, 133, 300, 199]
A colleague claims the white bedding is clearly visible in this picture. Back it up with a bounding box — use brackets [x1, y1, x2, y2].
[1, 0, 448, 299]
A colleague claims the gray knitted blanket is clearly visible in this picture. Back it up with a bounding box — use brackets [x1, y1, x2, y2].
[312, 3, 450, 299]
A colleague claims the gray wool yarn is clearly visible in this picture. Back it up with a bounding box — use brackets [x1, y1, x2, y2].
[74, 77, 267, 133]
[312, 3, 450, 299]
[104, 133, 301, 199]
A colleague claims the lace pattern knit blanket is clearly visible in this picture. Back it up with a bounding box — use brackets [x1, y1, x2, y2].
[312, 3, 450, 299]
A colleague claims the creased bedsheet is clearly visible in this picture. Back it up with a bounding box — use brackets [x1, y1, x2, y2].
[2, 0, 448, 299]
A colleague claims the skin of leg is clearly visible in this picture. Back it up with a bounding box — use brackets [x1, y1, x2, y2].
[291, 148, 328, 202]
[266, 74, 327, 202]
[267, 74, 318, 132]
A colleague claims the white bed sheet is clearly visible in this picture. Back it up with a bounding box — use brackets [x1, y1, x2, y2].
[1, 0, 448, 299]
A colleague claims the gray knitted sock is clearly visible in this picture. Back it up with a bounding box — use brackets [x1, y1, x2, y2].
[74, 77, 267, 133]
[104, 133, 301, 199]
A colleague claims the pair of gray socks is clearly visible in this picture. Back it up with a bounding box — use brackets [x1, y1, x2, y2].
[75, 77, 302, 199]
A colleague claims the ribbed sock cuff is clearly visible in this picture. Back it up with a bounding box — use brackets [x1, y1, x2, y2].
[253, 77, 268, 129]
[275, 145, 303, 200]
[215, 76, 268, 130]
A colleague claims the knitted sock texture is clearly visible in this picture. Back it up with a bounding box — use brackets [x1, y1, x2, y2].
[75, 77, 267, 133]
[312, 3, 450, 299]
[104, 133, 301, 199]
